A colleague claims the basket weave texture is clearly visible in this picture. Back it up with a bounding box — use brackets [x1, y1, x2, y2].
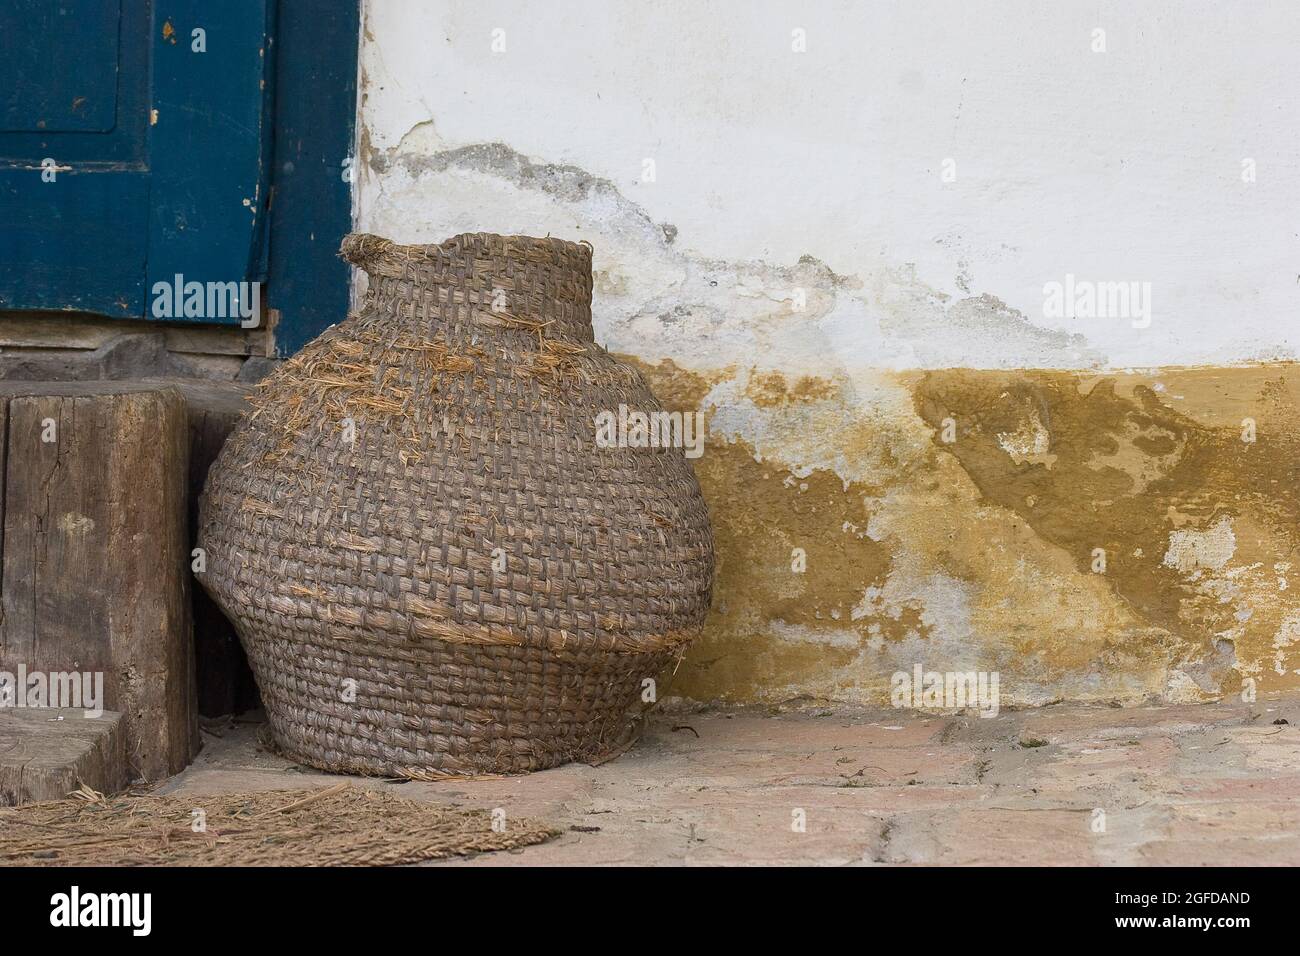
[198, 232, 715, 776]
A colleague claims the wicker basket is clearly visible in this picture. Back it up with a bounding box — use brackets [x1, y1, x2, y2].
[198, 232, 715, 777]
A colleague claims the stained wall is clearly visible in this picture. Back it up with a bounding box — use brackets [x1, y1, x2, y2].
[355, 1, 1300, 704]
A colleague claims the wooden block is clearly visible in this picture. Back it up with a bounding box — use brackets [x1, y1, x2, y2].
[144, 379, 261, 717]
[0, 382, 198, 781]
[0, 708, 128, 805]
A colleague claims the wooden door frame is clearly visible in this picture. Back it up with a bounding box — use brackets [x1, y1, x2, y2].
[263, 0, 360, 355]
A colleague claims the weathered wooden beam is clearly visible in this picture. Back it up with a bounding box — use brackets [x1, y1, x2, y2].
[154, 379, 261, 718]
[0, 382, 198, 781]
[0, 313, 269, 356]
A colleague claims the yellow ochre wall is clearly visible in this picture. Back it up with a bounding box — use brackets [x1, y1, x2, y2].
[636, 360, 1300, 707]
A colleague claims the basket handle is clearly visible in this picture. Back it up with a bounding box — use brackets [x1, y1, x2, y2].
[338, 233, 396, 271]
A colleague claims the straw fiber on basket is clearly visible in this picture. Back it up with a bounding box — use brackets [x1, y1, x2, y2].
[199, 233, 715, 777]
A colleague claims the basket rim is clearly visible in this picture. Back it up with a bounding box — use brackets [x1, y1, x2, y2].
[340, 231, 593, 273]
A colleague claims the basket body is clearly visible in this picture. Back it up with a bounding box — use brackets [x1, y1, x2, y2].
[198, 233, 714, 776]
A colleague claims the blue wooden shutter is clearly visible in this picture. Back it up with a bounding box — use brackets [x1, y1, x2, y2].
[0, 0, 273, 323]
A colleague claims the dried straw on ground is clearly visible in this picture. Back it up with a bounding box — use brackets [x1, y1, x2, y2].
[0, 784, 558, 866]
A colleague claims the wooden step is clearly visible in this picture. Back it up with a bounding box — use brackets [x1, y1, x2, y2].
[0, 708, 128, 805]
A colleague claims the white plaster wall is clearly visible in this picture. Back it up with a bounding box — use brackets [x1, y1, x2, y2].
[356, 0, 1300, 370]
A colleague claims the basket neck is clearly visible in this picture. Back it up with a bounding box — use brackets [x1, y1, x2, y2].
[342, 232, 595, 342]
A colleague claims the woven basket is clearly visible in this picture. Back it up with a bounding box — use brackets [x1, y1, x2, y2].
[198, 232, 714, 777]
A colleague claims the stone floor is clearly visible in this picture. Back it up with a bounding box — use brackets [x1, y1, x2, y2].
[157, 693, 1300, 866]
